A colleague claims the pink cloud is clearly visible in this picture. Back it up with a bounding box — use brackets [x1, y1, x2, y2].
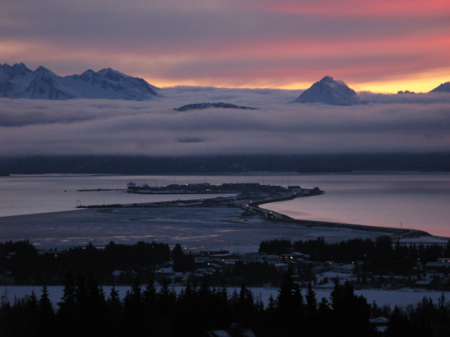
[0, 0, 449, 91]
[251, 0, 450, 18]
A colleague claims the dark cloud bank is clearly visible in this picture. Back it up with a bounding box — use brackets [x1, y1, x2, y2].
[1, 87, 450, 173]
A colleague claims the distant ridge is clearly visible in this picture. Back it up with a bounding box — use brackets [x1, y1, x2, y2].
[1, 153, 449, 174]
[430, 81, 450, 93]
[174, 102, 258, 111]
[0, 63, 158, 100]
[291, 76, 360, 106]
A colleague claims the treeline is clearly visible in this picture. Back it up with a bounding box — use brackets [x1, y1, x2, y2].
[3, 272, 450, 337]
[4, 236, 450, 286]
[260, 236, 450, 276]
[0, 272, 377, 337]
[1, 241, 280, 286]
[0, 240, 172, 284]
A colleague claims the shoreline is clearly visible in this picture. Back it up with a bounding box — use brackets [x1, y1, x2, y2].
[0, 205, 433, 240]
[0, 186, 437, 240]
[1, 180, 447, 248]
[251, 195, 432, 239]
[74, 186, 434, 240]
[0, 205, 446, 252]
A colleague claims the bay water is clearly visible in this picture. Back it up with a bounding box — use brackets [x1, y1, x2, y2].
[0, 173, 449, 237]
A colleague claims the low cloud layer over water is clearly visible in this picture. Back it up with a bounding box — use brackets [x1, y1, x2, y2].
[1, 88, 450, 156]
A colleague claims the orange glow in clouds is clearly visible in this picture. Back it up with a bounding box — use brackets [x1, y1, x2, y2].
[1, 0, 449, 93]
[141, 31, 450, 93]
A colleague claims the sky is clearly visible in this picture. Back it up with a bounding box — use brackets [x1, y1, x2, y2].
[1, 0, 450, 93]
[1, 88, 450, 156]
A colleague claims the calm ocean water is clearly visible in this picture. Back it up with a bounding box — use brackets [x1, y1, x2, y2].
[0, 173, 449, 237]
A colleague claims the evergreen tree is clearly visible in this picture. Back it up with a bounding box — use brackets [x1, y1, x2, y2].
[105, 286, 123, 336]
[143, 279, 157, 309]
[386, 306, 411, 337]
[39, 286, 54, 318]
[18, 291, 40, 337]
[38, 286, 55, 336]
[60, 272, 76, 309]
[75, 272, 88, 310]
[305, 282, 317, 319]
[107, 286, 122, 312]
[267, 294, 276, 313]
[276, 271, 305, 336]
[86, 271, 106, 336]
[330, 280, 375, 337]
[304, 282, 318, 336]
[277, 271, 295, 313]
[57, 272, 78, 336]
[124, 277, 145, 336]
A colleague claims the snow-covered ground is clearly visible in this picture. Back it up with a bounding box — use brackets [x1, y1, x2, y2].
[0, 207, 391, 252]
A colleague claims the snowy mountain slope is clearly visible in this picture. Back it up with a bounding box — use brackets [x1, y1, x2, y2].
[0, 63, 158, 100]
[291, 76, 360, 106]
[430, 81, 450, 93]
[22, 66, 73, 100]
[0, 63, 36, 98]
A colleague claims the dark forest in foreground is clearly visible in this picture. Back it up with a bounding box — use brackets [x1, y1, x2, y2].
[1, 274, 376, 337]
[3, 239, 450, 336]
[1, 153, 450, 174]
[2, 274, 450, 337]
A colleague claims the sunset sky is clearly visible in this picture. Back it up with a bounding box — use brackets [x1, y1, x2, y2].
[1, 0, 449, 93]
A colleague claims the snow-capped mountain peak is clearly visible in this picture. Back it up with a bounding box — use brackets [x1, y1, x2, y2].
[11, 63, 32, 75]
[291, 76, 360, 106]
[79, 69, 96, 81]
[321, 75, 335, 83]
[97, 68, 128, 80]
[1, 63, 32, 79]
[320, 76, 346, 87]
[34, 66, 59, 79]
[0, 63, 159, 100]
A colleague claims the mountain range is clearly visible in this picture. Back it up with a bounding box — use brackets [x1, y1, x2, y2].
[0, 63, 158, 100]
[0, 63, 449, 104]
